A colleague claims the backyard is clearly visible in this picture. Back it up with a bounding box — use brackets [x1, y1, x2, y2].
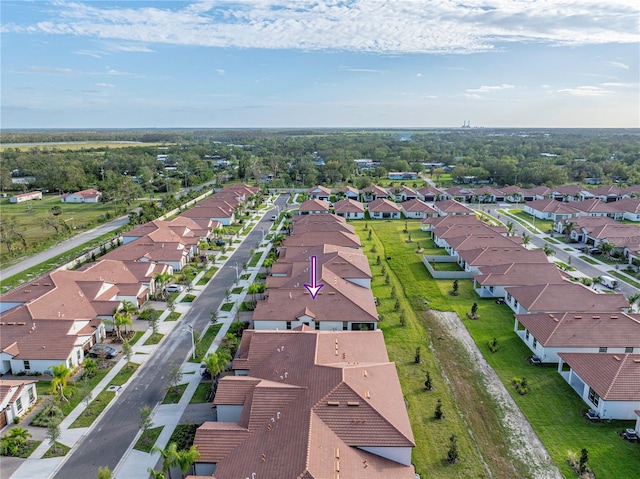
[354, 219, 640, 479]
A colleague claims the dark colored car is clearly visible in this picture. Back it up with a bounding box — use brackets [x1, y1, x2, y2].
[215, 238, 226, 246]
[529, 355, 542, 365]
[88, 344, 118, 359]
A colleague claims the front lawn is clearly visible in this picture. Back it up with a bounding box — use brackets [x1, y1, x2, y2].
[42, 442, 71, 458]
[189, 323, 223, 363]
[162, 384, 187, 404]
[143, 333, 164, 346]
[166, 312, 181, 321]
[190, 383, 210, 404]
[134, 426, 163, 452]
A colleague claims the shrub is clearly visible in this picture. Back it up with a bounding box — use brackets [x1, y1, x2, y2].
[511, 376, 529, 395]
[31, 401, 64, 427]
[434, 399, 443, 420]
[447, 434, 459, 464]
[487, 337, 500, 353]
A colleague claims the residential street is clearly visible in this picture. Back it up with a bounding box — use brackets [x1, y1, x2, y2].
[51, 196, 288, 479]
[0, 215, 129, 282]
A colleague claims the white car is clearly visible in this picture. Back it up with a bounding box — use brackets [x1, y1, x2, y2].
[270, 215, 278, 221]
[165, 284, 184, 293]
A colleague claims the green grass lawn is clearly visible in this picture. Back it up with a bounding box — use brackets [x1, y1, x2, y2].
[247, 251, 262, 267]
[579, 255, 599, 265]
[134, 426, 163, 452]
[357, 219, 640, 479]
[507, 209, 555, 232]
[231, 287, 243, 294]
[190, 383, 211, 404]
[143, 333, 164, 346]
[166, 312, 181, 321]
[220, 302, 234, 312]
[127, 331, 144, 346]
[42, 442, 71, 458]
[189, 323, 223, 363]
[162, 384, 187, 404]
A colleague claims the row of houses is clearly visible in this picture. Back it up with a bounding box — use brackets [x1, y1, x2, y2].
[192, 212, 416, 477]
[308, 183, 640, 205]
[420, 214, 639, 422]
[0, 184, 261, 378]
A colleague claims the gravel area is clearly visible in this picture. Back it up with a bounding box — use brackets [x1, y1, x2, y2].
[431, 310, 563, 479]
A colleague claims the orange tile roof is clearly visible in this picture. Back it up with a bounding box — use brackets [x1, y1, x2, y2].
[558, 353, 640, 400]
[198, 329, 415, 478]
[506, 283, 629, 312]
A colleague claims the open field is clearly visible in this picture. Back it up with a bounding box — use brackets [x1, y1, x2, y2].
[0, 194, 127, 265]
[353, 219, 640, 479]
[0, 141, 169, 152]
[507, 209, 555, 233]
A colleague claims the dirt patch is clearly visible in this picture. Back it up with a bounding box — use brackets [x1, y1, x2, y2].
[430, 310, 562, 479]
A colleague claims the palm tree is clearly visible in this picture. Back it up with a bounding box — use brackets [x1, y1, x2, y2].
[272, 233, 285, 247]
[51, 362, 71, 402]
[506, 221, 516, 236]
[118, 300, 138, 338]
[154, 271, 172, 299]
[174, 445, 201, 479]
[562, 220, 576, 236]
[6, 426, 31, 446]
[263, 256, 274, 275]
[153, 442, 178, 479]
[627, 293, 640, 313]
[147, 468, 165, 479]
[600, 241, 615, 259]
[521, 232, 531, 247]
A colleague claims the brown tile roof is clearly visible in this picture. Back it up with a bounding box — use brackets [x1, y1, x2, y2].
[421, 214, 484, 228]
[433, 223, 507, 240]
[517, 312, 640, 348]
[571, 199, 623, 214]
[254, 279, 378, 324]
[433, 199, 474, 214]
[368, 198, 401, 213]
[446, 233, 522, 252]
[283, 231, 361, 249]
[459, 247, 550, 267]
[524, 186, 552, 196]
[308, 185, 332, 196]
[525, 198, 579, 214]
[611, 197, 640, 214]
[103, 237, 189, 263]
[475, 262, 566, 286]
[401, 198, 437, 214]
[506, 283, 629, 312]
[558, 353, 640, 400]
[198, 329, 415, 478]
[362, 185, 388, 197]
[298, 199, 330, 212]
[587, 223, 640, 240]
[333, 198, 365, 214]
[417, 186, 445, 196]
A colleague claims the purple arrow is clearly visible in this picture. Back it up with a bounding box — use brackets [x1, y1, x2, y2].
[304, 255, 324, 299]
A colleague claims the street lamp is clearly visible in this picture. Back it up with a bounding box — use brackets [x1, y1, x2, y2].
[183, 325, 195, 360]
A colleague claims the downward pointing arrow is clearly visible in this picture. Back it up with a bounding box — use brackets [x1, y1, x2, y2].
[304, 255, 324, 299]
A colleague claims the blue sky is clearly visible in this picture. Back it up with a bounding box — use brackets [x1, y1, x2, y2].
[2, 0, 639, 129]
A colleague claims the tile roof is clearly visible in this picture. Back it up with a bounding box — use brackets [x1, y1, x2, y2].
[525, 198, 579, 214]
[401, 198, 437, 214]
[197, 329, 415, 478]
[308, 185, 332, 195]
[333, 198, 365, 214]
[433, 199, 474, 214]
[505, 283, 629, 312]
[475, 262, 566, 286]
[299, 199, 331, 212]
[558, 353, 640, 401]
[611, 197, 640, 214]
[283, 231, 361, 249]
[571, 199, 623, 214]
[459, 247, 550, 267]
[367, 198, 401, 213]
[517, 312, 640, 348]
[445, 232, 522, 252]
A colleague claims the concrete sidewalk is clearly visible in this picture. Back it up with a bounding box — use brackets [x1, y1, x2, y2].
[7, 199, 283, 479]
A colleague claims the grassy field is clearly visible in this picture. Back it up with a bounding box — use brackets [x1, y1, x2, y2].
[507, 209, 555, 233]
[0, 141, 169, 152]
[0, 194, 120, 262]
[355, 219, 640, 479]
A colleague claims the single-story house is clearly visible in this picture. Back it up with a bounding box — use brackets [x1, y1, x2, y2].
[298, 199, 331, 215]
[401, 199, 438, 219]
[523, 198, 580, 221]
[389, 185, 418, 202]
[0, 379, 38, 429]
[9, 191, 42, 203]
[61, 188, 102, 203]
[332, 198, 365, 219]
[336, 186, 359, 200]
[432, 199, 474, 216]
[367, 198, 401, 220]
[558, 352, 640, 420]
[361, 185, 389, 203]
[307, 186, 331, 201]
[514, 311, 640, 363]
[388, 171, 417, 180]
[417, 186, 448, 202]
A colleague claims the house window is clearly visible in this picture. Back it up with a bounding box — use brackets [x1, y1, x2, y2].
[68, 358, 73, 368]
[532, 338, 537, 349]
[315, 322, 320, 331]
[598, 347, 607, 353]
[343, 322, 349, 331]
[28, 388, 35, 402]
[625, 347, 633, 353]
[286, 321, 292, 330]
[525, 330, 530, 341]
[77, 350, 81, 362]
[489, 286, 494, 293]
[24, 360, 30, 371]
[16, 398, 23, 412]
[588, 387, 600, 407]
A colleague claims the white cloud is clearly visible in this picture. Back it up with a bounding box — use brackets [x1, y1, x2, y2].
[96, 82, 115, 87]
[216, 69, 225, 75]
[606, 61, 629, 69]
[73, 50, 102, 58]
[601, 82, 637, 88]
[340, 67, 385, 73]
[466, 84, 515, 93]
[557, 85, 613, 96]
[6, 0, 638, 54]
[21, 66, 84, 75]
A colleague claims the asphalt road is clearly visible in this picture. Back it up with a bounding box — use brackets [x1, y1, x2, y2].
[0, 215, 130, 281]
[53, 196, 289, 479]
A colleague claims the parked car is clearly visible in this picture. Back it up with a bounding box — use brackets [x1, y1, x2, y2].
[270, 215, 277, 221]
[215, 238, 226, 246]
[165, 284, 184, 293]
[88, 344, 118, 359]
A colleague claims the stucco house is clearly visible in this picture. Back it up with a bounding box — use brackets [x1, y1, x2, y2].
[298, 199, 331, 215]
[558, 353, 640, 420]
[514, 311, 640, 363]
[333, 198, 365, 219]
[367, 198, 401, 219]
[307, 185, 331, 201]
[61, 188, 102, 203]
[523, 198, 580, 221]
[401, 199, 437, 219]
[0, 379, 38, 429]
